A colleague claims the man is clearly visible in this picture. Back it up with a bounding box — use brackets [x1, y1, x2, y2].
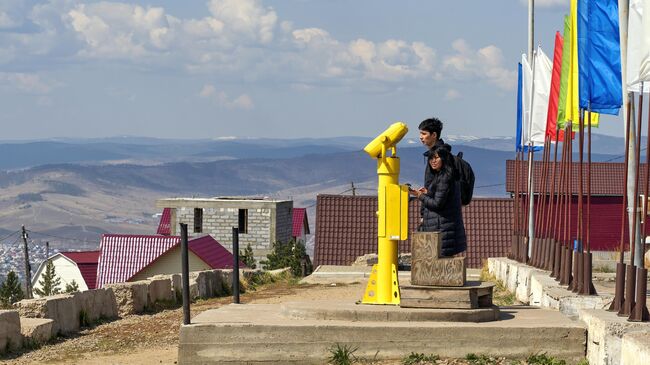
[418, 117, 451, 189]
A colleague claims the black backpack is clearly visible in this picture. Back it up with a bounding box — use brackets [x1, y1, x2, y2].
[454, 151, 475, 205]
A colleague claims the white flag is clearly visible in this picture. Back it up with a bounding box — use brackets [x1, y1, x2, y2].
[639, 0, 650, 81]
[628, 0, 649, 91]
[522, 54, 533, 147]
[530, 47, 553, 146]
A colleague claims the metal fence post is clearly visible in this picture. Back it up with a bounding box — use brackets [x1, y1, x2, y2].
[180, 223, 190, 325]
[233, 227, 240, 304]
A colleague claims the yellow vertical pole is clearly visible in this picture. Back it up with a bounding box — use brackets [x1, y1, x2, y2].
[362, 122, 407, 305]
[376, 155, 400, 304]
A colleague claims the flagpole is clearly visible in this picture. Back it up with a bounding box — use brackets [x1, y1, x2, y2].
[528, 0, 535, 62]
[547, 133, 560, 273]
[526, 50, 538, 261]
[610, 94, 632, 312]
[621, 87, 644, 316]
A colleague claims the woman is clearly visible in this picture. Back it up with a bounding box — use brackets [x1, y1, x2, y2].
[412, 146, 467, 257]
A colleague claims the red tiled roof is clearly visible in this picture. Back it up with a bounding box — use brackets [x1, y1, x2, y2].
[61, 251, 100, 290]
[156, 208, 172, 235]
[313, 195, 512, 268]
[505, 160, 645, 196]
[61, 251, 100, 264]
[96, 234, 180, 288]
[292, 208, 310, 237]
[187, 235, 239, 269]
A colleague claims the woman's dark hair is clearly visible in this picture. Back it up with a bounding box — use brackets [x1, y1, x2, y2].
[428, 146, 455, 176]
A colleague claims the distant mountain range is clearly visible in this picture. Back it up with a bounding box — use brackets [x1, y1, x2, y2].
[0, 133, 631, 171]
[0, 134, 631, 251]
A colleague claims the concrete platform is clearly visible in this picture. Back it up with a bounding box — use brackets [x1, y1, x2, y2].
[281, 300, 500, 322]
[178, 302, 586, 364]
[300, 265, 481, 285]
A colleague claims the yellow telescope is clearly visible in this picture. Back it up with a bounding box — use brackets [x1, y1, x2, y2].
[362, 122, 409, 305]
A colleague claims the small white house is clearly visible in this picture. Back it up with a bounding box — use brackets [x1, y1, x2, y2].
[31, 251, 99, 297]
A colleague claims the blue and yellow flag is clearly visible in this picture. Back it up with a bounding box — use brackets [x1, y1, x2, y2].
[566, 0, 600, 128]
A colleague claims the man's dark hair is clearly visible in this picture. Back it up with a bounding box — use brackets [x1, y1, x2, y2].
[418, 118, 443, 137]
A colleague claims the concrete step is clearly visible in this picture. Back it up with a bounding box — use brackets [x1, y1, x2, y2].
[281, 300, 500, 322]
[179, 302, 586, 364]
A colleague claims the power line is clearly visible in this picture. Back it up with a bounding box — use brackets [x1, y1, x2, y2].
[0, 230, 21, 242]
[25, 230, 94, 244]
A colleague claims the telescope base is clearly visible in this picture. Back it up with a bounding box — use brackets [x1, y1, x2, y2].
[362, 263, 401, 305]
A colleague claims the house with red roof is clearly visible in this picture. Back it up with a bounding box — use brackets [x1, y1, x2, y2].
[31, 251, 100, 297]
[96, 234, 239, 288]
[292, 207, 310, 242]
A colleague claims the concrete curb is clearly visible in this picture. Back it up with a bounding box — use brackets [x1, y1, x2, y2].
[488, 257, 650, 365]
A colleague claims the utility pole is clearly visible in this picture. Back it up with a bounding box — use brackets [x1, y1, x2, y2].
[46, 241, 49, 259]
[351, 181, 356, 196]
[21, 225, 33, 299]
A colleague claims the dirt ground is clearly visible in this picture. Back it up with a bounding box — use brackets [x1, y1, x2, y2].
[1, 281, 369, 365]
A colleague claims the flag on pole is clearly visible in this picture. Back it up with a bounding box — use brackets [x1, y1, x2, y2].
[546, 32, 567, 142]
[638, 0, 650, 81]
[516, 62, 523, 152]
[517, 57, 543, 152]
[558, 16, 571, 127]
[567, 0, 600, 127]
[577, 0, 623, 114]
[529, 46, 553, 146]
[627, 0, 647, 91]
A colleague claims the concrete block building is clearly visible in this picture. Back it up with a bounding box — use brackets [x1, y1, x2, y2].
[156, 197, 293, 262]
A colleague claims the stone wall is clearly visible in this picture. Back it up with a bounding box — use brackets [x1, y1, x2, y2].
[8, 268, 256, 355]
[0, 310, 21, 353]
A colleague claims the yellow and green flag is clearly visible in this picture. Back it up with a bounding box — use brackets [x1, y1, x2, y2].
[559, 0, 600, 130]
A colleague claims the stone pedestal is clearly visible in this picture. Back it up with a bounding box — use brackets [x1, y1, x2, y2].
[400, 281, 495, 309]
[411, 231, 465, 287]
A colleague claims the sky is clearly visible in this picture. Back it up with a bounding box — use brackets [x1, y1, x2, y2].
[0, 0, 627, 140]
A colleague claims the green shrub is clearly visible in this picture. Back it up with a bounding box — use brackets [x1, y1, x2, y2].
[79, 309, 90, 327]
[0, 271, 24, 308]
[65, 280, 79, 293]
[465, 353, 499, 365]
[260, 238, 312, 276]
[526, 353, 566, 365]
[402, 352, 439, 364]
[328, 343, 358, 365]
[240, 243, 257, 269]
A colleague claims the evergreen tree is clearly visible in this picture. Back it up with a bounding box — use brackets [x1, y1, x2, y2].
[65, 280, 79, 293]
[34, 260, 61, 297]
[260, 239, 311, 276]
[240, 243, 257, 269]
[0, 271, 24, 308]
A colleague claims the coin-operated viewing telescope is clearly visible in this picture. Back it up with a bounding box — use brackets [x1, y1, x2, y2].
[362, 122, 409, 305]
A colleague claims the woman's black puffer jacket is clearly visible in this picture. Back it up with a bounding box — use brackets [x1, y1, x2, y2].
[418, 166, 467, 257]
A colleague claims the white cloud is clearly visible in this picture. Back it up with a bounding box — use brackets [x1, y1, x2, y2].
[0, 11, 19, 28]
[207, 0, 277, 44]
[444, 89, 461, 101]
[0, 1, 510, 92]
[0, 72, 55, 94]
[443, 39, 516, 90]
[199, 84, 254, 110]
[67, 3, 173, 59]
